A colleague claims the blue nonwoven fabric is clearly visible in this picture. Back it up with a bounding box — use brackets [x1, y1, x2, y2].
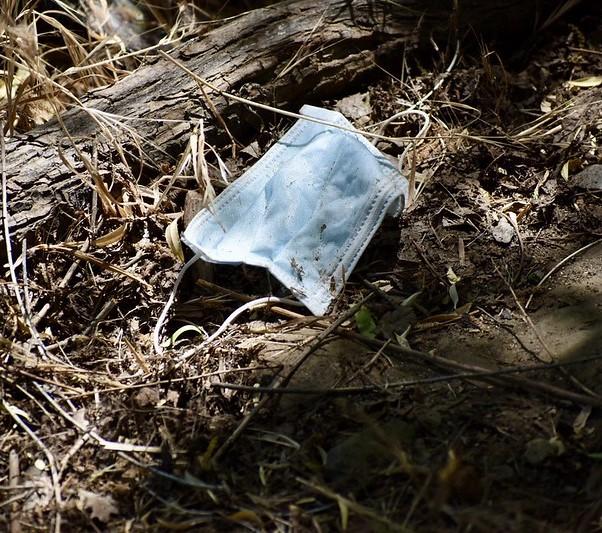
[182, 105, 408, 315]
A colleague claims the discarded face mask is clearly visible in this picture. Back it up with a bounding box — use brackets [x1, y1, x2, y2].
[183, 105, 408, 315]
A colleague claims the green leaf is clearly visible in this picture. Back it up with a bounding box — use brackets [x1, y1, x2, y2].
[170, 324, 206, 347]
[588, 453, 602, 461]
[355, 306, 377, 339]
[337, 498, 349, 531]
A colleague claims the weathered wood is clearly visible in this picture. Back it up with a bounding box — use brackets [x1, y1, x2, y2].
[1, 0, 583, 249]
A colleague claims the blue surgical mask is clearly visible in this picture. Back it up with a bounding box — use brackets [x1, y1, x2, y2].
[182, 105, 408, 315]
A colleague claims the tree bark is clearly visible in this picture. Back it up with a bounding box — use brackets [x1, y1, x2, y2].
[1, 0, 583, 250]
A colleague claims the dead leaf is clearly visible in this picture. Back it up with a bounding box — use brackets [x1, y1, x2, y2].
[448, 284, 459, 309]
[335, 92, 371, 123]
[492, 217, 514, 244]
[571, 164, 602, 190]
[561, 158, 581, 181]
[338, 498, 349, 530]
[93, 224, 127, 248]
[227, 509, 263, 526]
[573, 405, 592, 436]
[436, 449, 483, 504]
[567, 76, 602, 88]
[540, 99, 552, 113]
[78, 489, 118, 523]
[241, 141, 261, 159]
[446, 267, 461, 285]
[165, 217, 185, 262]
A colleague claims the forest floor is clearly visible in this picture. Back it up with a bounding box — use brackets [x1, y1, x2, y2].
[1, 1, 602, 531]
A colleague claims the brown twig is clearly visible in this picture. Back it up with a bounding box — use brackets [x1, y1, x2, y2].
[410, 238, 445, 284]
[364, 334, 602, 408]
[495, 262, 601, 400]
[9, 449, 22, 533]
[2, 400, 62, 533]
[211, 296, 371, 463]
[32, 239, 90, 327]
[500, 211, 525, 283]
[297, 477, 410, 532]
[212, 354, 602, 396]
[66, 364, 279, 399]
[525, 238, 602, 309]
[30, 244, 150, 288]
[279, 295, 372, 389]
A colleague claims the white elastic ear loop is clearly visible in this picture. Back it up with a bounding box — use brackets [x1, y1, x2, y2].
[370, 108, 430, 175]
[398, 109, 430, 171]
[190, 295, 304, 351]
[153, 256, 305, 355]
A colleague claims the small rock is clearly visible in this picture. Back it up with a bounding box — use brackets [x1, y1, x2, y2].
[335, 92, 371, 124]
[492, 217, 515, 244]
[78, 489, 119, 523]
[132, 387, 160, 408]
[571, 164, 602, 190]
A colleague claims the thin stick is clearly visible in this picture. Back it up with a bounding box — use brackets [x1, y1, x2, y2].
[525, 239, 602, 309]
[211, 354, 602, 396]
[279, 295, 372, 389]
[32, 239, 90, 327]
[297, 477, 409, 532]
[407, 141, 417, 208]
[362, 334, 602, 408]
[2, 400, 62, 533]
[9, 449, 22, 533]
[57, 436, 87, 480]
[158, 49, 419, 145]
[196, 81, 239, 157]
[30, 244, 150, 288]
[500, 211, 525, 282]
[115, 451, 222, 490]
[211, 380, 275, 464]
[34, 383, 163, 454]
[66, 364, 278, 399]
[495, 262, 600, 400]
[212, 296, 371, 463]
[495, 263, 552, 364]
[569, 46, 602, 56]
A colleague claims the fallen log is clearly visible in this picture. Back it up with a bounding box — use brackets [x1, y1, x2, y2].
[1, 0, 584, 250]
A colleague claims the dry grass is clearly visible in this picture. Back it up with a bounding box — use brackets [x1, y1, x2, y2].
[0, 0, 242, 135]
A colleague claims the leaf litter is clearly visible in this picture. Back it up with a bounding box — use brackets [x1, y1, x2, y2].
[1, 1, 602, 531]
